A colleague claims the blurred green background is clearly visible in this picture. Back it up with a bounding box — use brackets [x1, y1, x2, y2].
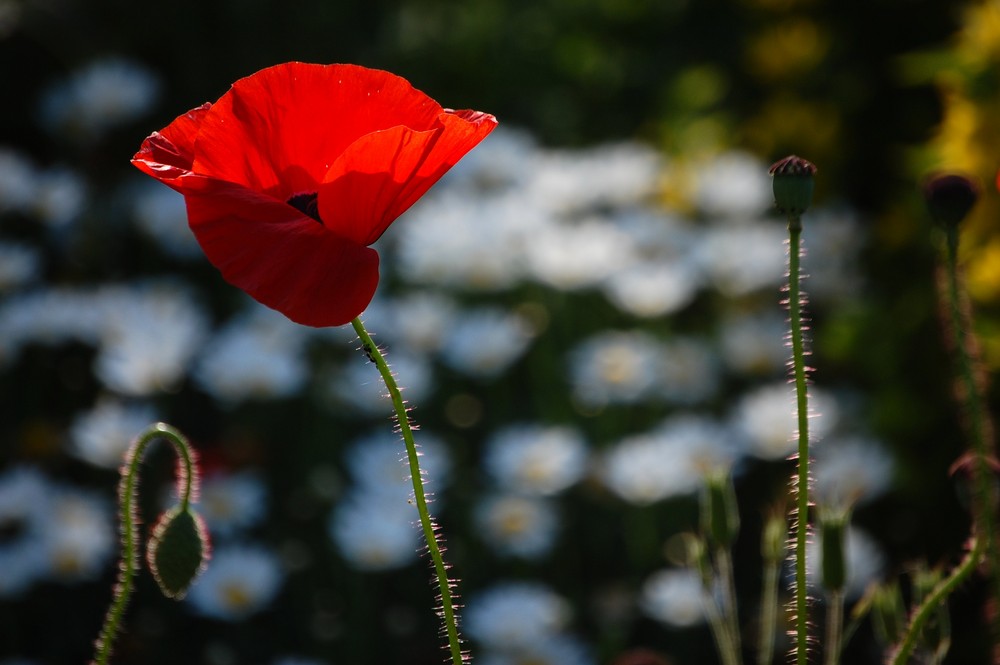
[2, 0, 1000, 664]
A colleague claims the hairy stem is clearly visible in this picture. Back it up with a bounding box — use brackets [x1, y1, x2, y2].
[352, 317, 464, 665]
[888, 538, 983, 665]
[941, 228, 1000, 630]
[787, 214, 811, 665]
[92, 423, 195, 665]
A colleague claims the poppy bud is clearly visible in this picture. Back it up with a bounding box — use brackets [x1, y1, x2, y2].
[146, 505, 210, 599]
[769, 155, 817, 216]
[923, 173, 980, 228]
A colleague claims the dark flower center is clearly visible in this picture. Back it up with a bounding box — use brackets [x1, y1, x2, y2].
[287, 192, 322, 223]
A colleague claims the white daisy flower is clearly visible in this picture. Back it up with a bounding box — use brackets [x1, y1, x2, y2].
[483, 424, 588, 496]
[328, 490, 421, 571]
[186, 544, 283, 620]
[464, 582, 572, 650]
[640, 568, 711, 627]
[68, 397, 157, 469]
[474, 494, 559, 559]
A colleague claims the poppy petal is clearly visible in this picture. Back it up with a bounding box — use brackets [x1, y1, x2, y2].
[189, 63, 449, 202]
[316, 125, 441, 246]
[184, 179, 379, 327]
[318, 110, 498, 246]
[132, 103, 212, 186]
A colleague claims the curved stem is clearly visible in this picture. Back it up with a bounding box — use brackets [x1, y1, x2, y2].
[352, 317, 464, 665]
[786, 215, 811, 665]
[92, 423, 196, 665]
[887, 538, 983, 665]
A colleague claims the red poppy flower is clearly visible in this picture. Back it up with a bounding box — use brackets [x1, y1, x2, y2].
[132, 62, 497, 327]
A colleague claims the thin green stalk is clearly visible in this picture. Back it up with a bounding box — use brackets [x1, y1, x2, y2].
[706, 590, 742, 665]
[352, 317, 464, 665]
[786, 214, 811, 665]
[888, 538, 983, 665]
[824, 591, 844, 665]
[942, 228, 1000, 626]
[757, 556, 780, 665]
[92, 423, 195, 665]
[716, 547, 744, 665]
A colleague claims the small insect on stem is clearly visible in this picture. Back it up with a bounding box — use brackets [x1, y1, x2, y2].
[362, 342, 377, 364]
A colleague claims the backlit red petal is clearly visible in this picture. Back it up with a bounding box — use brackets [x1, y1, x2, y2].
[189, 63, 448, 202]
[131, 103, 212, 188]
[317, 126, 440, 246]
[184, 180, 379, 327]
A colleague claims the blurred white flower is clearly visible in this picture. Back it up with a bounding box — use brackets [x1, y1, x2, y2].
[474, 494, 559, 559]
[393, 191, 540, 290]
[328, 490, 421, 571]
[693, 151, 773, 219]
[440, 307, 533, 378]
[731, 381, 839, 460]
[484, 424, 588, 496]
[41, 488, 115, 582]
[653, 414, 742, 478]
[0, 288, 107, 351]
[697, 223, 787, 297]
[344, 429, 451, 502]
[813, 436, 894, 512]
[0, 148, 38, 214]
[806, 525, 885, 599]
[568, 330, 663, 407]
[528, 142, 663, 214]
[94, 283, 210, 395]
[68, 397, 157, 469]
[525, 218, 635, 291]
[602, 260, 700, 318]
[657, 336, 721, 405]
[717, 310, 788, 376]
[438, 126, 539, 193]
[600, 432, 700, 505]
[194, 472, 268, 538]
[195, 305, 309, 404]
[329, 350, 433, 414]
[32, 167, 86, 228]
[464, 582, 571, 650]
[0, 242, 41, 292]
[640, 568, 711, 627]
[130, 180, 201, 258]
[477, 634, 594, 665]
[186, 544, 283, 620]
[382, 292, 458, 353]
[39, 57, 161, 141]
[0, 467, 52, 597]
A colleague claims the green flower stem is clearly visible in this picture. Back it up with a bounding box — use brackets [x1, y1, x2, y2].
[823, 590, 844, 665]
[942, 228, 1000, 621]
[716, 547, 744, 664]
[757, 555, 780, 665]
[786, 213, 811, 665]
[706, 590, 742, 665]
[351, 317, 464, 665]
[92, 423, 195, 665]
[888, 537, 983, 665]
